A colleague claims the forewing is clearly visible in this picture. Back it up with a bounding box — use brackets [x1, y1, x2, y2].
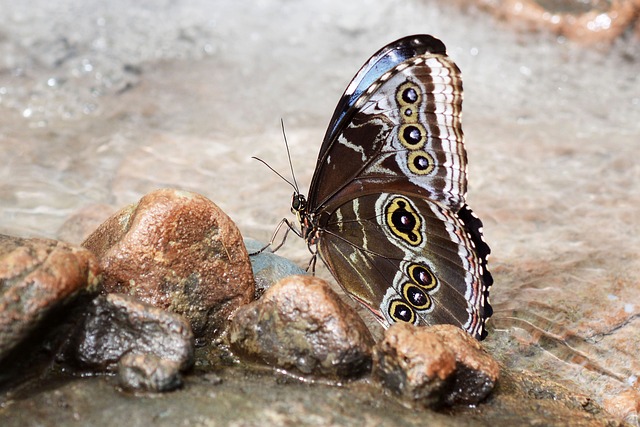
[309, 36, 466, 212]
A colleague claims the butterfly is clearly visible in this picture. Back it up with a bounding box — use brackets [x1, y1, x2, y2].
[288, 34, 493, 340]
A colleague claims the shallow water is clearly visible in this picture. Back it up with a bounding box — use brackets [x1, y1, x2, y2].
[1, 0, 639, 422]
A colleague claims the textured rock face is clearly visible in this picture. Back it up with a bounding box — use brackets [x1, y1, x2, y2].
[0, 235, 101, 368]
[60, 293, 194, 372]
[373, 323, 500, 408]
[429, 324, 501, 406]
[82, 189, 255, 339]
[228, 275, 374, 378]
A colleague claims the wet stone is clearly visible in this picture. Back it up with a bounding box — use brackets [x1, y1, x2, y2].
[82, 189, 255, 339]
[60, 293, 194, 373]
[373, 323, 499, 408]
[228, 275, 374, 378]
[0, 234, 101, 377]
[117, 353, 183, 392]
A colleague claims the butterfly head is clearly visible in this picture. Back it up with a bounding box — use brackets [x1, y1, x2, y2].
[292, 192, 318, 242]
[290, 193, 307, 222]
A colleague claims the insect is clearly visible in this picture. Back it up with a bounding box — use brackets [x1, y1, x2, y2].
[266, 35, 492, 339]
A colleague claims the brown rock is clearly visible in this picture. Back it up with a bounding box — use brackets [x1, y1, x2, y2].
[430, 324, 500, 405]
[82, 189, 254, 339]
[0, 235, 101, 375]
[455, 0, 640, 45]
[373, 323, 456, 408]
[373, 323, 500, 408]
[228, 275, 374, 378]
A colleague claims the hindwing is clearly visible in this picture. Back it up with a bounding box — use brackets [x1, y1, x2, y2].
[297, 34, 493, 340]
[316, 193, 491, 339]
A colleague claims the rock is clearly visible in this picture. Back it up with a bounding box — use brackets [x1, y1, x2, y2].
[60, 293, 194, 372]
[373, 323, 499, 408]
[430, 324, 500, 405]
[453, 0, 640, 45]
[244, 238, 306, 298]
[0, 235, 101, 379]
[118, 353, 183, 392]
[82, 189, 255, 339]
[228, 275, 374, 378]
[373, 323, 456, 408]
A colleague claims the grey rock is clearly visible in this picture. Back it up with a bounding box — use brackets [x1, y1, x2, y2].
[244, 238, 306, 298]
[61, 293, 194, 372]
[118, 353, 183, 392]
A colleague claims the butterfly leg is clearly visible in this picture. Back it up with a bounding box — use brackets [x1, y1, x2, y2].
[304, 245, 318, 275]
[249, 218, 301, 256]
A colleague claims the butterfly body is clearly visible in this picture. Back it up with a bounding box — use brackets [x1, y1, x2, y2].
[293, 35, 492, 340]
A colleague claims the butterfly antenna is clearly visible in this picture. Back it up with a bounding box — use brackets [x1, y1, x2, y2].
[281, 118, 300, 194]
[251, 156, 298, 192]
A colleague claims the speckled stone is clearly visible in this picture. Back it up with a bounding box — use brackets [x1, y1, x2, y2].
[228, 274, 374, 378]
[82, 189, 255, 339]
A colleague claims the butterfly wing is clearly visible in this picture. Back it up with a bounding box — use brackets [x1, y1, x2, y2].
[321, 35, 447, 146]
[316, 194, 492, 339]
[308, 35, 467, 215]
[307, 35, 492, 339]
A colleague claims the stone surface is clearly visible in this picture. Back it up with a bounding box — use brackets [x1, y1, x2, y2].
[117, 353, 183, 392]
[82, 189, 254, 338]
[373, 323, 500, 408]
[0, 365, 624, 427]
[0, 235, 101, 374]
[604, 389, 640, 427]
[228, 275, 374, 378]
[60, 293, 194, 372]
